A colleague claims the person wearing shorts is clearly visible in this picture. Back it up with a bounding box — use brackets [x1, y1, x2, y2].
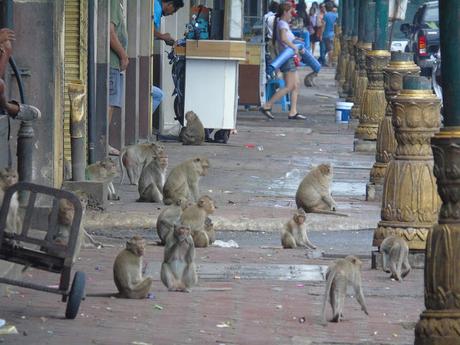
[321, 2, 338, 67]
[108, 0, 128, 156]
[260, 3, 306, 120]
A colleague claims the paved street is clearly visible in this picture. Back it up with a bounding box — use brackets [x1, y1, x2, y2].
[0, 67, 425, 344]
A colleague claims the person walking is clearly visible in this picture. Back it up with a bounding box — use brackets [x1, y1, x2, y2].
[321, 1, 338, 67]
[309, 2, 320, 54]
[260, 3, 306, 120]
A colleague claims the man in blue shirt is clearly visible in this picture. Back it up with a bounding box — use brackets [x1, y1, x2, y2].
[153, 0, 184, 45]
[152, 0, 184, 115]
[320, 1, 338, 66]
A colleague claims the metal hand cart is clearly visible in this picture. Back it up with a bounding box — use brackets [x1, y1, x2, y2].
[0, 182, 86, 319]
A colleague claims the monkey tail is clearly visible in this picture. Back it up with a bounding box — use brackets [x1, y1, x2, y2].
[119, 148, 127, 185]
[321, 269, 335, 323]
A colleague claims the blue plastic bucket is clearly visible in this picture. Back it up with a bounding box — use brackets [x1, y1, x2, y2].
[336, 101, 353, 123]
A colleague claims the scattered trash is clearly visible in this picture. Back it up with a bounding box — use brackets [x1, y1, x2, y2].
[147, 293, 156, 300]
[276, 133, 286, 137]
[154, 304, 163, 311]
[257, 145, 264, 151]
[298, 317, 306, 324]
[40, 317, 47, 323]
[393, 333, 399, 337]
[223, 190, 233, 194]
[106, 307, 112, 311]
[212, 240, 239, 248]
[234, 275, 241, 280]
[0, 325, 18, 335]
[285, 169, 301, 179]
[0, 320, 4, 328]
[276, 304, 283, 310]
[208, 189, 213, 193]
[227, 200, 235, 205]
[272, 287, 283, 292]
[132, 342, 152, 345]
[216, 321, 232, 328]
[47, 330, 54, 335]
[373, 331, 378, 335]
[47, 285, 59, 289]
[296, 284, 304, 288]
[20, 316, 26, 320]
[94, 266, 103, 271]
[244, 144, 255, 149]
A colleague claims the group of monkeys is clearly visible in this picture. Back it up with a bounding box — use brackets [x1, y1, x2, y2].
[0, 127, 413, 322]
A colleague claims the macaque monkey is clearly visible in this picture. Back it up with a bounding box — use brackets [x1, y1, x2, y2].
[179, 111, 205, 145]
[156, 198, 190, 245]
[119, 142, 165, 185]
[86, 158, 119, 201]
[380, 236, 411, 281]
[137, 151, 168, 203]
[0, 167, 20, 234]
[204, 217, 216, 244]
[161, 224, 197, 292]
[50, 192, 102, 257]
[180, 195, 216, 248]
[281, 209, 316, 249]
[163, 157, 210, 205]
[321, 255, 369, 323]
[113, 235, 153, 299]
[296, 164, 348, 217]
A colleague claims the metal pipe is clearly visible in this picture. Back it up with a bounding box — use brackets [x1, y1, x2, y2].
[87, 0, 97, 164]
[68, 82, 86, 181]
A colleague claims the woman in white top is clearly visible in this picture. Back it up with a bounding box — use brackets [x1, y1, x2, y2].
[260, 3, 306, 120]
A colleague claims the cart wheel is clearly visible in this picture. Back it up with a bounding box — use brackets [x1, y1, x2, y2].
[214, 129, 230, 144]
[65, 271, 86, 319]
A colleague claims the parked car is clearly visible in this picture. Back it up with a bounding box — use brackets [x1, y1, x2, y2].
[400, 0, 439, 76]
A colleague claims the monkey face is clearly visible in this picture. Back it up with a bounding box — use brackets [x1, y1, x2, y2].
[127, 236, 146, 256]
[158, 154, 168, 169]
[185, 111, 197, 122]
[174, 225, 191, 241]
[0, 168, 18, 187]
[318, 163, 332, 176]
[194, 157, 209, 176]
[198, 196, 216, 214]
[345, 255, 362, 267]
[58, 199, 75, 225]
[295, 214, 305, 224]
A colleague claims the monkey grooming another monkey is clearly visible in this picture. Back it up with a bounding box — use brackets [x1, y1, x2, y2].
[113, 235, 153, 299]
[180, 195, 216, 248]
[321, 255, 369, 323]
[137, 151, 168, 203]
[0, 167, 20, 234]
[86, 158, 119, 200]
[156, 198, 189, 245]
[295, 164, 348, 217]
[281, 209, 317, 249]
[162, 157, 210, 205]
[161, 224, 197, 292]
[179, 111, 205, 145]
[119, 142, 165, 185]
[380, 236, 411, 281]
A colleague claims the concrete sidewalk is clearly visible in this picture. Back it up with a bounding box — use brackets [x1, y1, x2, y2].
[86, 67, 381, 233]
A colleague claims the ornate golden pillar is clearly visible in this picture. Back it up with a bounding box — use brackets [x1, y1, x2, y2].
[343, 36, 358, 98]
[350, 42, 372, 120]
[338, 35, 350, 96]
[372, 76, 441, 251]
[353, 50, 390, 152]
[366, 52, 420, 201]
[332, 25, 341, 68]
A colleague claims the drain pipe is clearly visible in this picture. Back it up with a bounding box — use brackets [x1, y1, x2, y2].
[68, 82, 86, 181]
[3, 0, 36, 192]
[87, 0, 96, 164]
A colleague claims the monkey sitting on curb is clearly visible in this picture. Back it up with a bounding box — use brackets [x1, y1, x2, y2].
[180, 195, 216, 248]
[119, 142, 165, 185]
[163, 157, 210, 205]
[161, 224, 198, 292]
[156, 198, 190, 245]
[113, 235, 153, 299]
[281, 209, 317, 249]
[296, 163, 348, 217]
[179, 111, 205, 145]
[380, 236, 411, 281]
[86, 158, 119, 201]
[321, 255, 369, 323]
[137, 151, 168, 203]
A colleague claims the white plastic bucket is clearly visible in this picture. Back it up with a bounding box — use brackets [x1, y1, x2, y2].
[335, 101, 353, 123]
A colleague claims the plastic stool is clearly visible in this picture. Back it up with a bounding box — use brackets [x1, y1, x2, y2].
[265, 78, 290, 112]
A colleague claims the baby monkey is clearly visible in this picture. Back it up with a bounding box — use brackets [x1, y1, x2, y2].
[180, 111, 205, 145]
[321, 255, 369, 323]
[380, 236, 411, 281]
[281, 209, 317, 249]
[113, 235, 153, 299]
[161, 224, 198, 292]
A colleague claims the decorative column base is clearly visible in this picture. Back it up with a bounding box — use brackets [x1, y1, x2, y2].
[414, 132, 460, 345]
[354, 50, 390, 153]
[372, 77, 441, 257]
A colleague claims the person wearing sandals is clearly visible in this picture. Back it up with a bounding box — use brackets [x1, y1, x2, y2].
[260, 3, 306, 120]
